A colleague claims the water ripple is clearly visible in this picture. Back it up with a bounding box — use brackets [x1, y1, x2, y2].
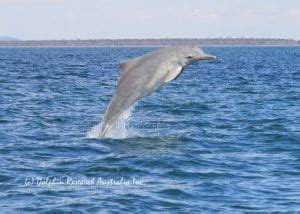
[0, 47, 299, 212]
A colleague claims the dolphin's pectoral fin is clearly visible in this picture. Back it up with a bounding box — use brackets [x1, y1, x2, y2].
[164, 66, 183, 82]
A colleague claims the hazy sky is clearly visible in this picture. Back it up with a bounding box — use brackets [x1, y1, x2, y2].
[0, 0, 299, 40]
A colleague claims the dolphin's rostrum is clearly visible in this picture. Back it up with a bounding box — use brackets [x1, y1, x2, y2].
[99, 45, 216, 138]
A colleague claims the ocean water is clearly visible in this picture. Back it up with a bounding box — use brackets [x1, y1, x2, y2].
[0, 47, 299, 212]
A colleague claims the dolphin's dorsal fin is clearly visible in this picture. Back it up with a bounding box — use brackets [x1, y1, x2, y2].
[119, 56, 143, 73]
[120, 60, 132, 72]
[164, 66, 183, 82]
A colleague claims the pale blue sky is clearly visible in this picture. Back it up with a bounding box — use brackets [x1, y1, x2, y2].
[0, 0, 299, 40]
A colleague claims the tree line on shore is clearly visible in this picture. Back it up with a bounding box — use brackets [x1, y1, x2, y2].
[0, 38, 299, 47]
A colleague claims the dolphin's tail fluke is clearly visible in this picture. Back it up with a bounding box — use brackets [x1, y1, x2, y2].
[98, 104, 136, 139]
[99, 124, 110, 138]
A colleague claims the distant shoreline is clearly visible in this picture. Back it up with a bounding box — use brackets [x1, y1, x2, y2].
[0, 38, 299, 47]
[1, 45, 300, 48]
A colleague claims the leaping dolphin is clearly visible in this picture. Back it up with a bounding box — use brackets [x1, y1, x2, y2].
[99, 45, 216, 138]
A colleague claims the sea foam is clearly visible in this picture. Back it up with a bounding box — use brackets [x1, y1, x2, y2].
[87, 104, 137, 139]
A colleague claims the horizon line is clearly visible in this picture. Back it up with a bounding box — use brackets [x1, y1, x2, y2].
[13, 37, 300, 42]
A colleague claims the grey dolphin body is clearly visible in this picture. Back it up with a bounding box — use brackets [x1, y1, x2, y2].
[99, 45, 216, 138]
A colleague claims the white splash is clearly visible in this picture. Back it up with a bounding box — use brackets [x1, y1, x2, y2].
[87, 104, 137, 139]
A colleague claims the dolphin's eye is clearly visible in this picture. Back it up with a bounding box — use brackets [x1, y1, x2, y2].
[187, 56, 193, 59]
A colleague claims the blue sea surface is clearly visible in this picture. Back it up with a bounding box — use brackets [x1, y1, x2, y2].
[0, 47, 299, 212]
